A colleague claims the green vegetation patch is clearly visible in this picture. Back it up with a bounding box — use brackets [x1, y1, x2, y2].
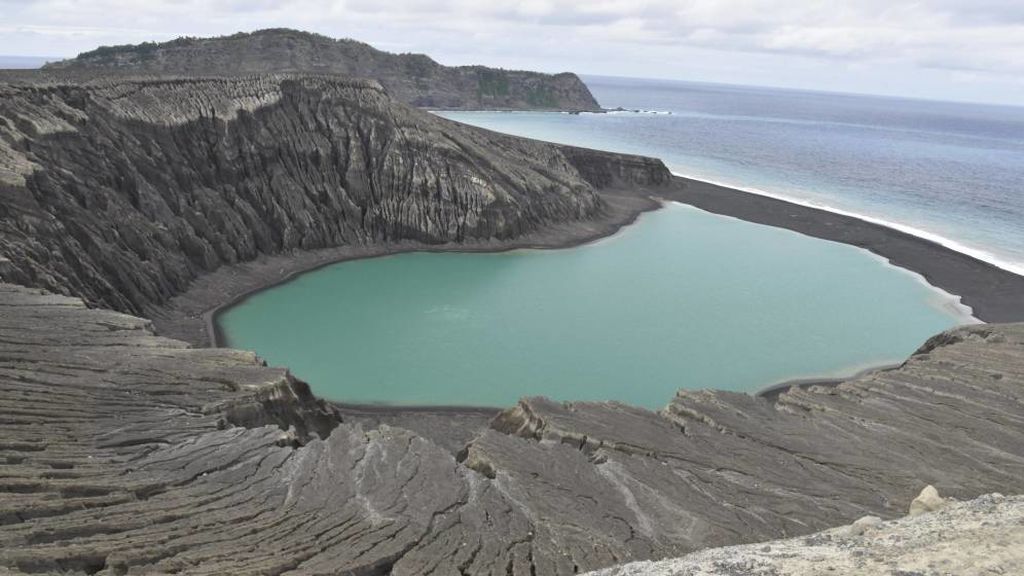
[525, 85, 558, 108]
[477, 69, 510, 98]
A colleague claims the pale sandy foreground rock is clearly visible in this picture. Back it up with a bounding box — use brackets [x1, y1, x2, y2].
[587, 493, 1024, 576]
[910, 485, 948, 516]
[847, 515, 883, 536]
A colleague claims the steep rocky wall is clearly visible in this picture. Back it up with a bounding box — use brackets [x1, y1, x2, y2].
[0, 75, 660, 315]
[1, 282, 1022, 575]
[559, 145, 673, 188]
[42, 29, 603, 112]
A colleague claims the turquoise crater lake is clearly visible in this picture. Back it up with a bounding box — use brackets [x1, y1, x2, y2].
[218, 203, 973, 408]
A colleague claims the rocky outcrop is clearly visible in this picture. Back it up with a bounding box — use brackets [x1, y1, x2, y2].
[558, 145, 672, 188]
[0, 75, 663, 316]
[909, 485, 947, 517]
[1, 283, 1022, 575]
[586, 493, 1024, 576]
[42, 29, 602, 111]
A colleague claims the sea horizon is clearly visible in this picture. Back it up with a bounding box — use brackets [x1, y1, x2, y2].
[12, 50, 1016, 286]
[435, 116, 1024, 277]
[4, 16, 1024, 573]
[440, 76, 1024, 279]
[581, 73, 1024, 111]
[8, 51, 1024, 109]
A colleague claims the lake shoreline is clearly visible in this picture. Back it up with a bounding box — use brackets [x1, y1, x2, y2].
[149, 188, 662, 348]
[149, 173, 1024, 412]
[663, 176, 1024, 323]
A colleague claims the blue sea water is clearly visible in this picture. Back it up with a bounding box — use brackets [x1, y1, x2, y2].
[439, 76, 1024, 275]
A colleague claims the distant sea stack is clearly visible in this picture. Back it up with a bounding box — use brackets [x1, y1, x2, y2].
[42, 28, 603, 112]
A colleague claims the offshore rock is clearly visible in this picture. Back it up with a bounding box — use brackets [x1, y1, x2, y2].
[1, 283, 1022, 575]
[0, 74, 664, 316]
[41, 28, 602, 112]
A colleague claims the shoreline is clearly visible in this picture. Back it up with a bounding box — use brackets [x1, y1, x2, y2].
[206, 192, 660, 348]
[755, 363, 902, 402]
[149, 189, 662, 347]
[666, 200, 979, 324]
[661, 176, 1024, 323]
[150, 174, 1024, 412]
[669, 170, 1024, 277]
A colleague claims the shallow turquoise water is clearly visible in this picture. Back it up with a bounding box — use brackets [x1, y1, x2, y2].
[218, 203, 971, 408]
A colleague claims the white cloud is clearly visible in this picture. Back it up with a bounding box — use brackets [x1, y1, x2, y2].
[1, 0, 1022, 105]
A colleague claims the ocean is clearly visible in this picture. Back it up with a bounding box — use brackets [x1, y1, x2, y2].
[440, 75, 1024, 275]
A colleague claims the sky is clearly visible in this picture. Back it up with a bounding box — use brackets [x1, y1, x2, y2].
[2, 0, 1023, 106]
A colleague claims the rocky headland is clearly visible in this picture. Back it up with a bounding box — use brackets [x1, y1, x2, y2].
[2, 44, 1024, 576]
[40, 29, 602, 112]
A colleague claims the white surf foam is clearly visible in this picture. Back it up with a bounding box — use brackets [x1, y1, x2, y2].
[670, 170, 1024, 277]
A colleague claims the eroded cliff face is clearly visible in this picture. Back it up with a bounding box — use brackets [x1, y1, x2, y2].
[42, 29, 603, 112]
[3, 57, 1021, 576]
[1, 283, 1022, 575]
[0, 75, 661, 315]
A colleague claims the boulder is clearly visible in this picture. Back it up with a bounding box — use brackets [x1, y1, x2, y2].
[848, 515, 883, 536]
[909, 485, 947, 516]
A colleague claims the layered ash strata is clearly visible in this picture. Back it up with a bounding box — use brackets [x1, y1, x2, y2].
[41, 29, 602, 112]
[1, 64, 1023, 576]
[0, 74, 665, 317]
[1, 282, 1022, 575]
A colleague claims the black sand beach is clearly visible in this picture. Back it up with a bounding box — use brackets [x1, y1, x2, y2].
[153, 174, 1024, 353]
[144, 172, 1024, 425]
[149, 188, 661, 347]
[663, 176, 1024, 324]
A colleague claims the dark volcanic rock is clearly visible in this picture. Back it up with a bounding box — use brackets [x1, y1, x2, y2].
[3, 45, 1023, 576]
[1, 282, 1022, 575]
[42, 29, 602, 111]
[0, 75, 663, 316]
